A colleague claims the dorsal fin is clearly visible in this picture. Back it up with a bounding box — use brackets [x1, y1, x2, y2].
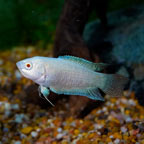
[58, 55, 109, 72]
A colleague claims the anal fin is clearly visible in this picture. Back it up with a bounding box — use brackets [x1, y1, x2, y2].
[87, 88, 105, 101]
[50, 87, 104, 101]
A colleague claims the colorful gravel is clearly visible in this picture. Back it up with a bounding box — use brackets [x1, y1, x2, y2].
[0, 47, 144, 144]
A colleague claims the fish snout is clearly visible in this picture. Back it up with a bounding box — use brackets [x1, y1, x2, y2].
[16, 61, 23, 70]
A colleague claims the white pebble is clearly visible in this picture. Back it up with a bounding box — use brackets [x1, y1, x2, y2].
[128, 99, 136, 106]
[31, 131, 38, 137]
[56, 133, 63, 139]
[136, 134, 141, 138]
[70, 122, 76, 127]
[14, 141, 21, 144]
[57, 128, 62, 133]
[114, 138, 120, 144]
[4, 103, 11, 110]
[20, 133, 26, 139]
[125, 117, 132, 122]
[102, 107, 107, 112]
[0, 102, 3, 106]
[109, 135, 113, 139]
[47, 119, 53, 123]
[12, 104, 19, 110]
[15, 114, 25, 123]
[121, 126, 127, 133]
[121, 98, 127, 104]
[106, 101, 111, 106]
[36, 128, 41, 132]
[116, 101, 120, 105]
[96, 110, 102, 114]
[94, 124, 103, 129]
[110, 103, 114, 107]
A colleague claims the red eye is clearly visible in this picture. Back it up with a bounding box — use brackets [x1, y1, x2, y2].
[25, 62, 32, 70]
[26, 64, 31, 68]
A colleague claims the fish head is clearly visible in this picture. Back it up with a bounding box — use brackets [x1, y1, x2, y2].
[16, 57, 45, 82]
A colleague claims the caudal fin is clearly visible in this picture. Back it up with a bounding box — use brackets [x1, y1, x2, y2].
[100, 74, 128, 97]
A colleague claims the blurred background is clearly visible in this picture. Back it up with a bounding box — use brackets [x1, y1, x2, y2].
[0, 0, 64, 49]
[1, 0, 144, 143]
[0, 0, 144, 49]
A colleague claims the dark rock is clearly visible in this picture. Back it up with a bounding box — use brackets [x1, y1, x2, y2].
[84, 4, 144, 106]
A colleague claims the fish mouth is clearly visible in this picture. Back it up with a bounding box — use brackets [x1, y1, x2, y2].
[16, 61, 30, 79]
[16, 62, 26, 76]
[16, 61, 20, 69]
[16, 61, 24, 70]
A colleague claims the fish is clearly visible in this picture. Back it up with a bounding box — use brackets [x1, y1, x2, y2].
[16, 55, 128, 105]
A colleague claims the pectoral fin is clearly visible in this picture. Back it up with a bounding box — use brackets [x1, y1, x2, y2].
[50, 87, 104, 101]
[58, 55, 109, 72]
[39, 85, 50, 97]
[39, 85, 54, 106]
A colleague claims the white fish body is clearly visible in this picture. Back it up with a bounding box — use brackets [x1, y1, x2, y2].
[16, 56, 128, 101]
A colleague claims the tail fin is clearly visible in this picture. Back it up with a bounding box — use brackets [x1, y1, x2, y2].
[99, 74, 128, 97]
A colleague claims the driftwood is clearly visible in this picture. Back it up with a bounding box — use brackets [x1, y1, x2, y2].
[53, 0, 108, 117]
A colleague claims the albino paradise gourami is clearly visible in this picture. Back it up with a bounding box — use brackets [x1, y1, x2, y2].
[16, 56, 128, 104]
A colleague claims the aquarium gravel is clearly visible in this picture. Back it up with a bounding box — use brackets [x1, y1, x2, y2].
[0, 47, 144, 144]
